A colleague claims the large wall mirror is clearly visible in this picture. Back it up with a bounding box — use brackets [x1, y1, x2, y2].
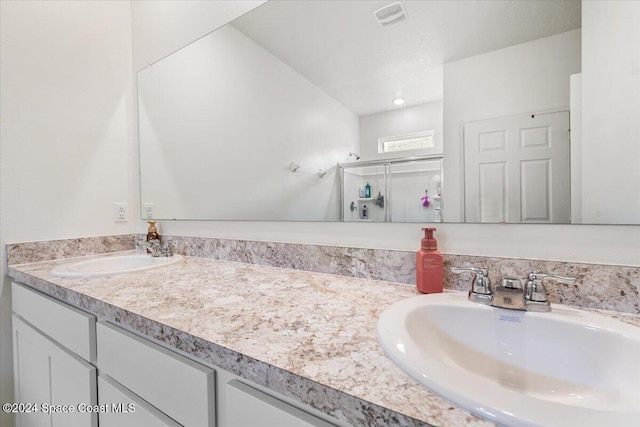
[138, 0, 639, 224]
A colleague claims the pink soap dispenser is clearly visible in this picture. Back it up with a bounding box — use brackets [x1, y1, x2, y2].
[416, 227, 443, 294]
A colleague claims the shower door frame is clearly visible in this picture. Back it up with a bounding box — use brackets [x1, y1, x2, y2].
[338, 154, 444, 223]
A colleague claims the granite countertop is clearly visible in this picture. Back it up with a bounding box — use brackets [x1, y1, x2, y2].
[9, 252, 640, 427]
[8, 250, 493, 427]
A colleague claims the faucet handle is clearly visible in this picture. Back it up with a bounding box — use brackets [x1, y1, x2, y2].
[450, 266, 487, 277]
[161, 241, 174, 257]
[527, 271, 576, 285]
[500, 277, 523, 290]
[525, 271, 576, 302]
[450, 266, 492, 304]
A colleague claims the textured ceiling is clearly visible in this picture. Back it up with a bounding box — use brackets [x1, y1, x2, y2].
[233, 0, 581, 116]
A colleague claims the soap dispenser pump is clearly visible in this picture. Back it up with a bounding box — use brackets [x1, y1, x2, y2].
[146, 221, 160, 242]
[416, 227, 443, 294]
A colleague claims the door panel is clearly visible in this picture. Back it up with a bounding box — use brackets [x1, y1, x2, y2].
[521, 159, 551, 221]
[478, 162, 506, 223]
[464, 111, 570, 223]
[12, 316, 97, 427]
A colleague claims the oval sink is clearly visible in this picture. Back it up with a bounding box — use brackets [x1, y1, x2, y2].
[377, 292, 640, 427]
[51, 253, 183, 278]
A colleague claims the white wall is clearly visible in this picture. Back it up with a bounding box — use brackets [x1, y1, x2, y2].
[581, 1, 640, 224]
[0, 1, 135, 425]
[131, 0, 265, 71]
[443, 29, 581, 222]
[130, 2, 638, 270]
[138, 24, 358, 221]
[359, 101, 444, 161]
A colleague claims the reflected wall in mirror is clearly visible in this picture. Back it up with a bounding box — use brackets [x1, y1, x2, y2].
[138, 0, 640, 224]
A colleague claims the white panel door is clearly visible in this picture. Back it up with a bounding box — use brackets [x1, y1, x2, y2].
[464, 111, 570, 223]
[12, 316, 98, 427]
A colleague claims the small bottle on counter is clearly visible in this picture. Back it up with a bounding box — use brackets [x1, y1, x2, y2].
[362, 205, 368, 219]
[416, 227, 443, 294]
[147, 221, 160, 240]
[145, 221, 160, 254]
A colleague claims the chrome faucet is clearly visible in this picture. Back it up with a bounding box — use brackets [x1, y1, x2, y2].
[136, 239, 162, 257]
[492, 276, 527, 310]
[450, 267, 576, 312]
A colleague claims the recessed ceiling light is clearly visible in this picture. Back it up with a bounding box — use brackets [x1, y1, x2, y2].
[393, 98, 405, 106]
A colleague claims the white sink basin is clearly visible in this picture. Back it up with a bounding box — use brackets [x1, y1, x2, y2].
[51, 253, 183, 278]
[377, 292, 640, 427]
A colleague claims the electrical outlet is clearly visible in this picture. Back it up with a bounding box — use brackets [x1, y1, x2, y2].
[114, 202, 128, 222]
[143, 203, 154, 219]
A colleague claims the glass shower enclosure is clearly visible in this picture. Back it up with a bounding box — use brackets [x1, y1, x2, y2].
[339, 155, 443, 223]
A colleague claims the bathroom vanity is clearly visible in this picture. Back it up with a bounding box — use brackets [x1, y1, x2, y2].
[8, 248, 640, 427]
[8, 252, 492, 427]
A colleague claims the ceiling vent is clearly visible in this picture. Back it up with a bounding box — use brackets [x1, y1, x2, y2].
[374, 2, 407, 28]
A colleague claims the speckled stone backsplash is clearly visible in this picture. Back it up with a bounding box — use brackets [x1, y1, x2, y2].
[6, 234, 136, 265]
[444, 254, 640, 314]
[6, 234, 639, 314]
[158, 235, 417, 284]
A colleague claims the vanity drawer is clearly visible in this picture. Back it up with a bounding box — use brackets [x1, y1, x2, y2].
[96, 321, 215, 427]
[225, 380, 339, 427]
[11, 282, 96, 362]
[98, 374, 181, 427]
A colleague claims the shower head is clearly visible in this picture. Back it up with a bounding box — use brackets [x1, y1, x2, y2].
[349, 152, 360, 160]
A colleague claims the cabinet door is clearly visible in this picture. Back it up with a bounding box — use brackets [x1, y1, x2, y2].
[97, 321, 215, 427]
[98, 375, 182, 427]
[225, 380, 339, 427]
[12, 316, 97, 427]
[12, 282, 96, 362]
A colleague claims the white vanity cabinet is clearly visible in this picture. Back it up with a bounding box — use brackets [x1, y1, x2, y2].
[11, 283, 98, 427]
[11, 281, 346, 427]
[97, 374, 182, 427]
[96, 321, 216, 427]
[222, 378, 342, 427]
[97, 321, 345, 427]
